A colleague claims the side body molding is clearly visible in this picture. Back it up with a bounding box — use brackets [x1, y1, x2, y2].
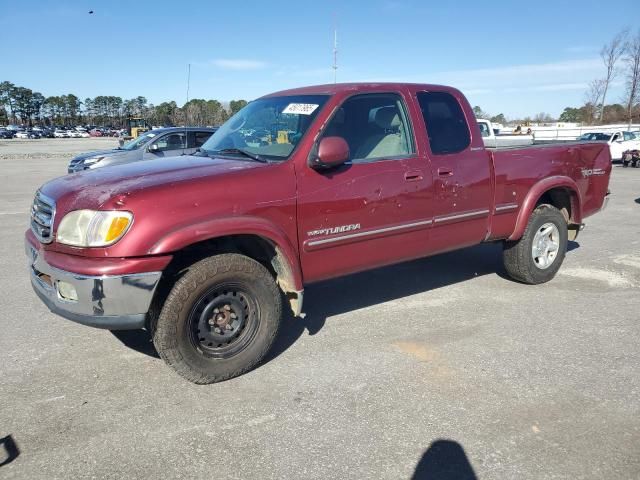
[508, 176, 582, 241]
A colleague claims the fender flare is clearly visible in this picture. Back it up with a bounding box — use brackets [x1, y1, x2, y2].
[148, 215, 303, 291]
[508, 176, 582, 241]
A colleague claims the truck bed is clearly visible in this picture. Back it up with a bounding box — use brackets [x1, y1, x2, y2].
[488, 141, 611, 240]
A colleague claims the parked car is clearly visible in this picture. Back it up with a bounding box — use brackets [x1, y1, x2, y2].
[67, 127, 217, 172]
[27, 82, 611, 384]
[16, 131, 38, 139]
[578, 131, 640, 160]
[33, 127, 55, 138]
[477, 119, 534, 147]
[54, 129, 69, 138]
[577, 132, 610, 141]
[0, 128, 15, 139]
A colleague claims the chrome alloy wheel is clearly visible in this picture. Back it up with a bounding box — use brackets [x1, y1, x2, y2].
[531, 222, 560, 270]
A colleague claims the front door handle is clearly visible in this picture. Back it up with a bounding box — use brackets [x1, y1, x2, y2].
[404, 170, 423, 181]
[438, 167, 453, 176]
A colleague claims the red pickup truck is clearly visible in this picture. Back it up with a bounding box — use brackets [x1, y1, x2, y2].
[26, 83, 611, 383]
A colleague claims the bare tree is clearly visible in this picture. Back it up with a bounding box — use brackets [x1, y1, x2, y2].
[584, 79, 605, 124]
[599, 29, 628, 122]
[623, 30, 640, 128]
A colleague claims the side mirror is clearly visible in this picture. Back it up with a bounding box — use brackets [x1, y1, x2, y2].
[148, 143, 159, 152]
[309, 136, 350, 169]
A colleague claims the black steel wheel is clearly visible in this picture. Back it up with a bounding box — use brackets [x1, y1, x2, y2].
[153, 254, 282, 384]
[188, 285, 259, 359]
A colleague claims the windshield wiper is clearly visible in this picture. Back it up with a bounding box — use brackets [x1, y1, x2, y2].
[211, 148, 267, 163]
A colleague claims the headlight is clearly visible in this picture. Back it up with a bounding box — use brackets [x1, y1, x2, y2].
[57, 210, 133, 247]
[83, 156, 104, 165]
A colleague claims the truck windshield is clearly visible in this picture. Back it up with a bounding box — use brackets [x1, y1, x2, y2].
[201, 94, 329, 161]
[120, 132, 157, 150]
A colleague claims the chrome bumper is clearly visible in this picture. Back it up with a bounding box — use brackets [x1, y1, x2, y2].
[26, 242, 162, 330]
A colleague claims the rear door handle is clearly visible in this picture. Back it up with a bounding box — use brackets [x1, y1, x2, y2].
[404, 170, 423, 181]
[438, 167, 453, 176]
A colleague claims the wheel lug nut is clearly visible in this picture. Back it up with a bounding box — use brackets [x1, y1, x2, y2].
[225, 324, 232, 330]
[214, 327, 221, 333]
[208, 318, 215, 326]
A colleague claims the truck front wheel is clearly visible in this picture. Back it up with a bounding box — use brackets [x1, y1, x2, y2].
[153, 254, 282, 384]
[503, 205, 568, 284]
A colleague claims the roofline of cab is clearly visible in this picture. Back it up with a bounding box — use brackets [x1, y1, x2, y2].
[261, 82, 459, 99]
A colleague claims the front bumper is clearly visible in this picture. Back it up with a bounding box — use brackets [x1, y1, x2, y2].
[26, 241, 162, 330]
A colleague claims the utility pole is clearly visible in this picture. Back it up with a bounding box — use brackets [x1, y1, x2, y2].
[185, 63, 191, 132]
[332, 21, 338, 84]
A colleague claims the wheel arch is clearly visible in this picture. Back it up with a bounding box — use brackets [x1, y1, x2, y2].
[509, 176, 582, 241]
[148, 216, 303, 316]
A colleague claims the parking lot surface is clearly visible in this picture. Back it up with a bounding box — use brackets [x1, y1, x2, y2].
[1, 139, 638, 479]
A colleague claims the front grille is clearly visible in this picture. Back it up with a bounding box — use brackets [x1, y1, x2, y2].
[30, 191, 56, 243]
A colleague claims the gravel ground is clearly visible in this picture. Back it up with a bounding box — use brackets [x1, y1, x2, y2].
[0, 139, 638, 479]
[0, 137, 119, 159]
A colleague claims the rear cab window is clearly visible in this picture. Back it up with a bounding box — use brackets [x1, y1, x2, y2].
[416, 91, 471, 155]
[191, 130, 214, 148]
[477, 121, 491, 138]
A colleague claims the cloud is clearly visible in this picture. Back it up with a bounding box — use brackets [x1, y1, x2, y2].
[343, 58, 604, 91]
[529, 83, 589, 92]
[564, 46, 596, 54]
[210, 59, 267, 70]
[429, 58, 602, 85]
[275, 66, 335, 78]
[462, 88, 493, 95]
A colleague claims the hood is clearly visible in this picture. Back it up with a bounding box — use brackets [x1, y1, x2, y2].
[42, 154, 268, 212]
[72, 148, 126, 161]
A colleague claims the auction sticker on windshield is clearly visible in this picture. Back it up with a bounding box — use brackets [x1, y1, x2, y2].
[282, 103, 319, 115]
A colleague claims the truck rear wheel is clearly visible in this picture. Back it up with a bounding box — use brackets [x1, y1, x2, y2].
[153, 254, 282, 384]
[502, 205, 568, 284]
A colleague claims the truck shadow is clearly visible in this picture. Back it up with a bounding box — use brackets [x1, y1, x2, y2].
[113, 241, 581, 366]
[267, 241, 553, 363]
[111, 329, 159, 358]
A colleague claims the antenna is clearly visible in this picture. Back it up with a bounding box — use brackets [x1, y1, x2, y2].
[184, 63, 190, 150]
[332, 18, 338, 84]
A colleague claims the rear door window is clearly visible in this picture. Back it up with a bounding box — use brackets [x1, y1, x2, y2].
[417, 92, 471, 155]
[154, 132, 187, 151]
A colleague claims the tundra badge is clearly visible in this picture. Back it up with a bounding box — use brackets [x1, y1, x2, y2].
[307, 224, 361, 237]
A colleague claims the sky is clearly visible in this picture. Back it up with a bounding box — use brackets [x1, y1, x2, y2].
[1, 0, 638, 118]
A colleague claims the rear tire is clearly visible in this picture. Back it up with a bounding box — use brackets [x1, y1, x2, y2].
[503, 205, 568, 284]
[153, 254, 282, 384]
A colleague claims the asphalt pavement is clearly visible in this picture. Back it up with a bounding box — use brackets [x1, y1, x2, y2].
[0, 139, 638, 479]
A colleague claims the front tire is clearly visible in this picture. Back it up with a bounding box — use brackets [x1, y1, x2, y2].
[153, 254, 282, 384]
[503, 205, 568, 284]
